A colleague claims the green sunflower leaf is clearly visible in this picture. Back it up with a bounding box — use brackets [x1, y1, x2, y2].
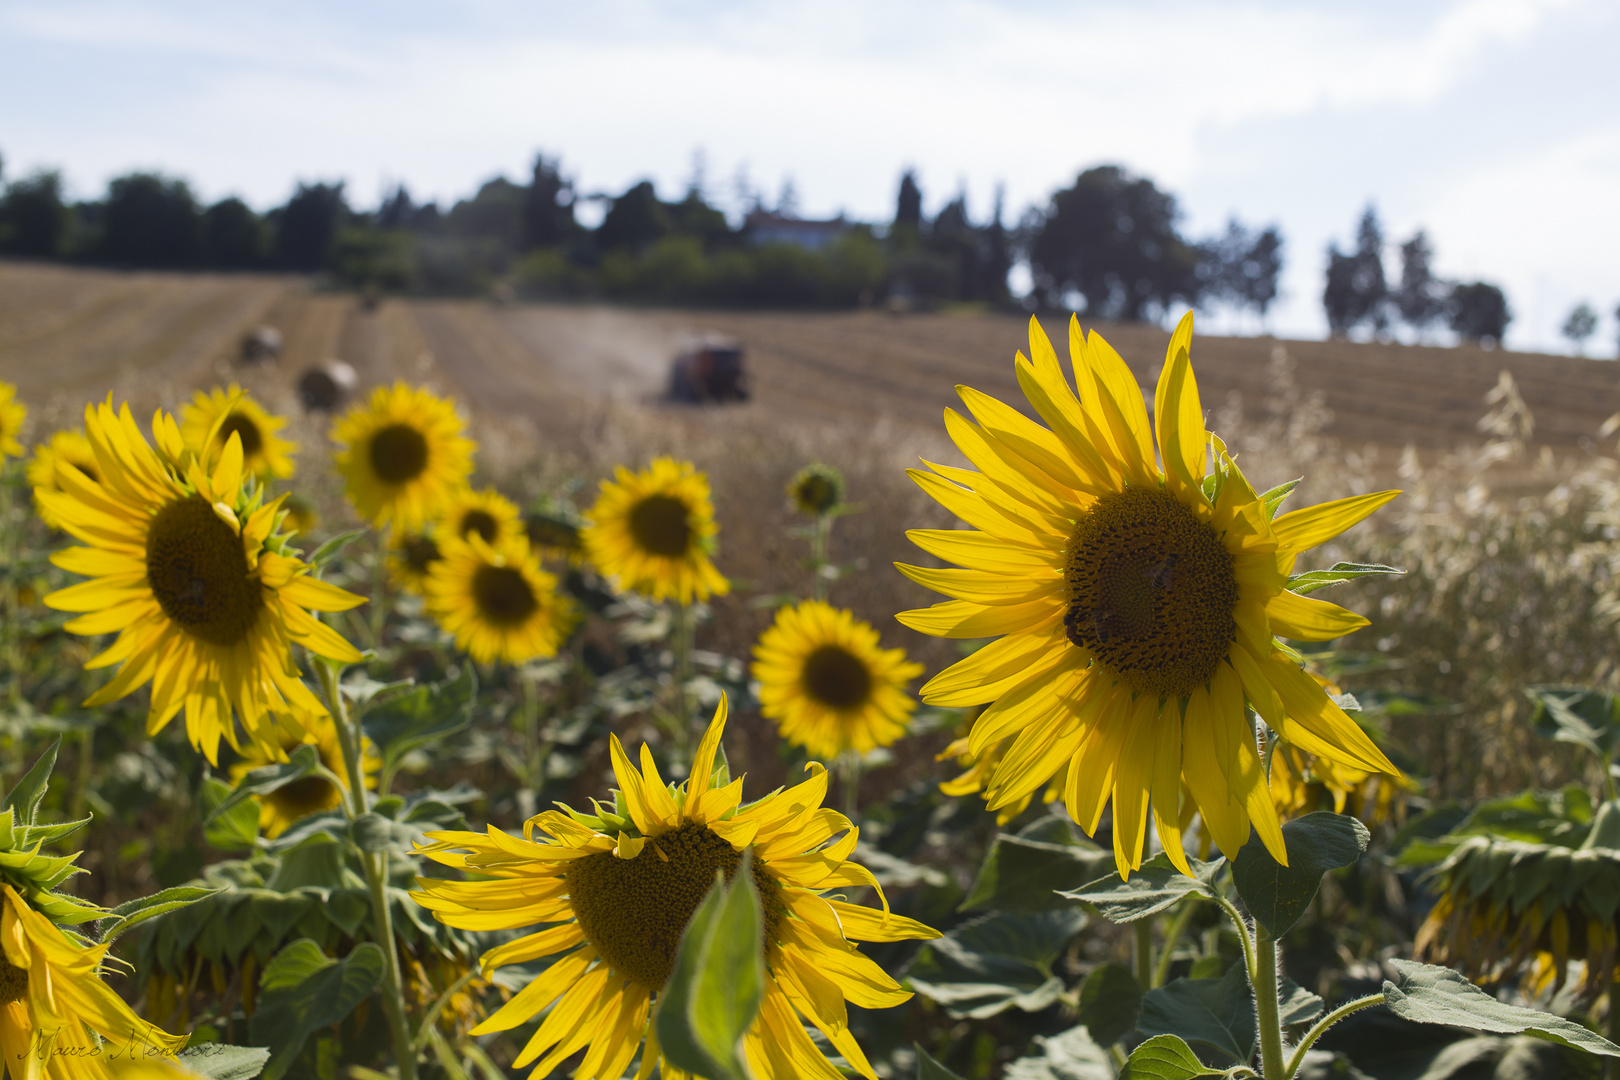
[307, 526, 368, 571]
[1383, 959, 1620, 1058]
[3, 736, 61, 826]
[199, 776, 261, 852]
[961, 832, 1115, 914]
[1060, 853, 1224, 923]
[205, 745, 321, 827]
[904, 909, 1085, 1019]
[1286, 561, 1403, 596]
[97, 884, 221, 946]
[250, 938, 385, 1080]
[916, 1045, 970, 1080]
[1136, 965, 1256, 1067]
[362, 665, 477, 784]
[1233, 811, 1368, 938]
[655, 852, 765, 1080]
[177, 1044, 273, 1080]
[1003, 1026, 1115, 1080]
[1526, 685, 1620, 760]
[1118, 1034, 1224, 1079]
[1075, 962, 1143, 1046]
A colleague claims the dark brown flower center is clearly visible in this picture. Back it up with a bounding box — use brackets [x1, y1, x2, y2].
[146, 496, 263, 646]
[401, 535, 442, 574]
[1064, 486, 1238, 699]
[269, 774, 339, 818]
[802, 645, 872, 710]
[792, 473, 842, 516]
[217, 413, 264, 458]
[628, 495, 692, 557]
[459, 510, 498, 544]
[369, 424, 429, 484]
[0, 951, 26, 1006]
[472, 565, 538, 625]
[565, 823, 785, 990]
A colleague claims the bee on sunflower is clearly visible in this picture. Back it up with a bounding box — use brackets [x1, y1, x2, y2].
[0, 381, 24, 459]
[229, 717, 381, 837]
[897, 314, 1400, 879]
[27, 429, 99, 530]
[412, 695, 938, 1080]
[581, 457, 728, 605]
[180, 383, 298, 480]
[752, 600, 923, 761]
[38, 399, 367, 763]
[423, 533, 577, 664]
[331, 383, 476, 531]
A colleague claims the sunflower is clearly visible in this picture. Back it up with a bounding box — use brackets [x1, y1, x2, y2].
[424, 533, 577, 664]
[896, 314, 1400, 879]
[0, 382, 24, 459]
[412, 695, 938, 1080]
[229, 718, 380, 837]
[752, 600, 924, 760]
[27, 429, 99, 530]
[388, 530, 443, 594]
[581, 457, 729, 605]
[436, 486, 523, 549]
[1, 883, 189, 1078]
[180, 383, 297, 480]
[38, 399, 367, 764]
[787, 463, 845, 517]
[331, 383, 476, 531]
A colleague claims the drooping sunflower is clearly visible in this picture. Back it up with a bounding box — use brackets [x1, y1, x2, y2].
[752, 600, 924, 760]
[0, 382, 24, 460]
[412, 695, 938, 1080]
[1, 883, 189, 1078]
[388, 530, 443, 594]
[229, 718, 380, 837]
[180, 383, 298, 480]
[27, 429, 99, 530]
[331, 383, 476, 531]
[581, 457, 729, 605]
[39, 399, 367, 764]
[896, 314, 1400, 878]
[423, 533, 577, 664]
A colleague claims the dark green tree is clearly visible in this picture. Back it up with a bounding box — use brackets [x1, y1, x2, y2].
[446, 177, 525, 245]
[521, 154, 575, 250]
[1028, 165, 1201, 320]
[0, 171, 70, 258]
[1396, 230, 1447, 336]
[100, 173, 202, 268]
[597, 181, 672, 254]
[1323, 205, 1389, 336]
[1201, 218, 1283, 324]
[894, 170, 922, 232]
[1449, 281, 1511, 345]
[273, 182, 349, 271]
[1562, 302, 1598, 355]
[201, 198, 266, 269]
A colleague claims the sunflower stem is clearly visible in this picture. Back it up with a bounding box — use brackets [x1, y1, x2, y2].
[317, 657, 419, 1080]
[1152, 896, 1200, 988]
[1253, 924, 1286, 1080]
[520, 666, 551, 818]
[811, 513, 831, 602]
[368, 529, 389, 651]
[840, 752, 862, 821]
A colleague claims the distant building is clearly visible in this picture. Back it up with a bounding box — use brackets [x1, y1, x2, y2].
[744, 211, 849, 251]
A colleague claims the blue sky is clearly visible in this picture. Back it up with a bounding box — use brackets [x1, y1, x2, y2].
[1, 0, 1616, 352]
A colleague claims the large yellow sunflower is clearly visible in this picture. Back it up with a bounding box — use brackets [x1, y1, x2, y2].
[0, 382, 25, 459]
[38, 399, 367, 764]
[412, 696, 937, 1080]
[752, 600, 925, 760]
[436, 486, 523, 547]
[27, 430, 99, 530]
[331, 383, 477, 531]
[229, 718, 381, 837]
[1, 883, 188, 1079]
[896, 314, 1400, 878]
[423, 534, 576, 664]
[581, 457, 729, 605]
[180, 383, 298, 480]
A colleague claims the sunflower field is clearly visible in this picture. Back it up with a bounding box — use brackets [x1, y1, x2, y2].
[5, 313, 1620, 1080]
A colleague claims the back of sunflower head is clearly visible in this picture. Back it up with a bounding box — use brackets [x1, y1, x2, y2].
[0, 738, 101, 924]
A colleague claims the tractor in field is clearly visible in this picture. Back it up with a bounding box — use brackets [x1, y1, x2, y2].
[668, 337, 749, 404]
